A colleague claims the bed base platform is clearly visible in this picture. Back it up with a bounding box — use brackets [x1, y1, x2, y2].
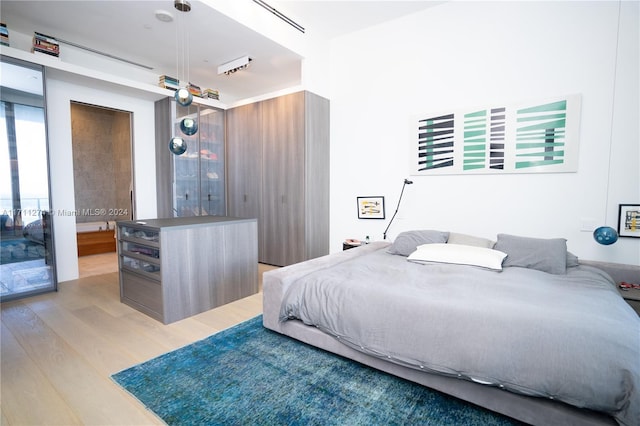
[263, 315, 614, 426]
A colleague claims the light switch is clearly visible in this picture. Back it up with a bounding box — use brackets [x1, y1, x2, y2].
[580, 218, 598, 232]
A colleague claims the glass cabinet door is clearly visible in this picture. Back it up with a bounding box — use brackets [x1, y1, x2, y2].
[172, 102, 225, 217]
[173, 103, 199, 216]
[199, 105, 225, 216]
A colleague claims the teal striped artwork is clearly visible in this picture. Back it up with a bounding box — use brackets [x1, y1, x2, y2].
[463, 110, 486, 171]
[411, 94, 580, 175]
[515, 100, 567, 169]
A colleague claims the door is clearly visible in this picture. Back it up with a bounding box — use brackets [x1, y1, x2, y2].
[226, 103, 263, 256]
[171, 102, 226, 217]
[198, 105, 225, 216]
[261, 92, 305, 266]
[173, 102, 200, 216]
[0, 56, 57, 301]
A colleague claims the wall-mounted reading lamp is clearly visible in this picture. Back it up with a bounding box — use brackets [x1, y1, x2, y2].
[383, 178, 413, 240]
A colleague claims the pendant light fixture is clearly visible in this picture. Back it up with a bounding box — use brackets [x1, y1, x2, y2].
[593, 226, 618, 245]
[169, 0, 196, 155]
[173, 0, 192, 108]
[174, 0, 191, 13]
[174, 88, 193, 107]
[169, 137, 187, 155]
[179, 115, 198, 136]
[593, 1, 621, 246]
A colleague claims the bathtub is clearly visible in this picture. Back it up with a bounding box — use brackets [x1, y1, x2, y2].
[76, 221, 117, 233]
[76, 221, 117, 257]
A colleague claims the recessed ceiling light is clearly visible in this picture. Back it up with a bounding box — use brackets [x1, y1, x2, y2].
[155, 10, 174, 23]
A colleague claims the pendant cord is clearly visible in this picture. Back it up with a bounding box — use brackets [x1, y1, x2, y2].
[186, 22, 190, 88]
[175, 10, 180, 85]
[604, 0, 621, 225]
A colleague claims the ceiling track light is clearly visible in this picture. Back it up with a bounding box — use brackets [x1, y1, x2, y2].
[223, 62, 251, 76]
[218, 56, 252, 76]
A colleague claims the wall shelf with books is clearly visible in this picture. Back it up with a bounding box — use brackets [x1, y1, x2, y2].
[1, 23, 9, 47]
[0, 45, 227, 109]
[32, 32, 59, 57]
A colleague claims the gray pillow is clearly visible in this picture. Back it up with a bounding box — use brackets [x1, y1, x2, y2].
[387, 230, 449, 256]
[566, 251, 579, 268]
[447, 232, 495, 248]
[494, 234, 568, 275]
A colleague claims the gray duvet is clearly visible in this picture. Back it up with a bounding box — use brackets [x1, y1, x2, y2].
[279, 245, 640, 426]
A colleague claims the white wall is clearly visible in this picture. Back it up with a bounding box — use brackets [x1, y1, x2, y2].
[329, 1, 639, 264]
[200, 0, 331, 99]
[46, 70, 157, 281]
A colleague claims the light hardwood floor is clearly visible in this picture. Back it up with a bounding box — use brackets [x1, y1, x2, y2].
[1, 263, 278, 425]
[78, 252, 119, 278]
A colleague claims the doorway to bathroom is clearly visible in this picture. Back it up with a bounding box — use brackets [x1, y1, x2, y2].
[70, 102, 133, 277]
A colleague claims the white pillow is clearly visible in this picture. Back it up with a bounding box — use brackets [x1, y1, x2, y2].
[407, 243, 507, 271]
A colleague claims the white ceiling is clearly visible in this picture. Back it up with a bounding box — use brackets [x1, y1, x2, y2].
[275, 1, 444, 38]
[0, 1, 442, 103]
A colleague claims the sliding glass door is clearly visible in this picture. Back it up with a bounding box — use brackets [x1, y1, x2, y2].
[0, 56, 57, 301]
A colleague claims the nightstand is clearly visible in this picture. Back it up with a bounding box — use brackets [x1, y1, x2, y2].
[618, 288, 640, 316]
[343, 241, 362, 251]
[580, 260, 640, 316]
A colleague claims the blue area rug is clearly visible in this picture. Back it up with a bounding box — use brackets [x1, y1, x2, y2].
[112, 316, 522, 426]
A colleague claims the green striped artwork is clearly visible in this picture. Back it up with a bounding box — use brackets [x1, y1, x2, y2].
[411, 95, 580, 175]
[515, 100, 567, 169]
[463, 110, 486, 170]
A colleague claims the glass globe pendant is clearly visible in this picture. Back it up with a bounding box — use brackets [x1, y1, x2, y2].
[169, 137, 187, 155]
[180, 116, 198, 136]
[174, 87, 193, 106]
[593, 226, 618, 245]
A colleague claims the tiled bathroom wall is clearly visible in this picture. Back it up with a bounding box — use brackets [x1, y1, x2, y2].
[71, 103, 132, 224]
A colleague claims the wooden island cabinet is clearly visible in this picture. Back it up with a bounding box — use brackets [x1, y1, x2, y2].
[117, 216, 257, 324]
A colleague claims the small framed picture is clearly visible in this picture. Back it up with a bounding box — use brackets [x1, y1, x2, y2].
[618, 204, 640, 238]
[357, 196, 385, 219]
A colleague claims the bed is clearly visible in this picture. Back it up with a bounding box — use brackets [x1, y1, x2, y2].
[263, 231, 640, 426]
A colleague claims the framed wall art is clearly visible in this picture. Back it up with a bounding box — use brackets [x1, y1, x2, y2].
[357, 196, 385, 219]
[410, 94, 582, 175]
[618, 204, 640, 238]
